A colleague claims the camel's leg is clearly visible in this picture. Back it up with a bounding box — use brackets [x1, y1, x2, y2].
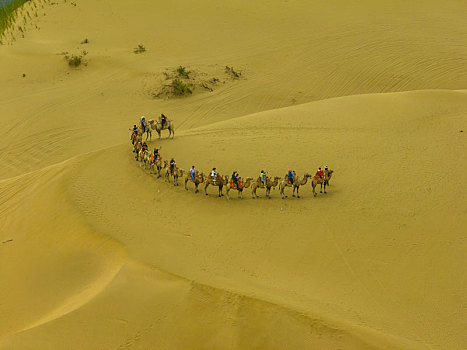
[296, 186, 300, 199]
[323, 182, 327, 194]
[320, 182, 323, 193]
[185, 178, 188, 190]
[226, 188, 230, 200]
[205, 183, 209, 195]
[292, 186, 296, 197]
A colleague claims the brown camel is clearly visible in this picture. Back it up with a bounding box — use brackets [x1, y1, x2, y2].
[138, 149, 151, 169]
[311, 170, 334, 196]
[279, 173, 311, 199]
[134, 141, 143, 160]
[185, 171, 205, 193]
[149, 155, 165, 177]
[226, 177, 253, 200]
[165, 164, 184, 186]
[204, 174, 227, 197]
[132, 133, 142, 152]
[155, 118, 175, 139]
[251, 176, 281, 199]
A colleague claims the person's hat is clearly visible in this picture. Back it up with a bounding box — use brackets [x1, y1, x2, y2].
[325, 165, 328, 170]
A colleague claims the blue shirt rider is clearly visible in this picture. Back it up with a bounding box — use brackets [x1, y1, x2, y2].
[287, 170, 294, 184]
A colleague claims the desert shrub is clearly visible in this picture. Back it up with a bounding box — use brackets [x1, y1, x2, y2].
[134, 44, 146, 54]
[176, 65, 191, 79]
[65, 49, 87, 67]
[66, 54, 82, 67]
[225, 65, 241, 79]
[81, 38, 88, 44]
[172, 79, 192, 96]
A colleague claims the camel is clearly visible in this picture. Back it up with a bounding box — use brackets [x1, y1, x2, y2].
[311, 170, 334, 196]
[131, 132, 142, 152]
[324, 170, 334, 187]
[133, 141, 143, 160]
[150, 155, 165, 177]
[138, 149, 151, 169]
[204, 174, 228, 197]
[155, 118, 175, 139]
[279, 174, 311, 199]
[226, 177, 253, 199]
[165, 164, 184, 186]
[139, 121, 152, 141]
[251, 176, 281, 199]
[184, 171, 205, 193]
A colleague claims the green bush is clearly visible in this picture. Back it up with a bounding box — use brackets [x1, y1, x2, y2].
[172, 79, 192, 96]
[176, 65, 191, 79]
[66, 54, 83, 67]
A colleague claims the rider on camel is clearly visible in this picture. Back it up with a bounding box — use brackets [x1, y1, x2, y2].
[260, 170, 267, 186]
[160, 113, 167, 128]
[211, 168, 218, 184]
[287, 170, 294, 184]
[140, 116, 147, 133]
[232, 171, 239, 189]
[152, 147, 160, 164]
[189, 166, 196, 180]
[169, 158, 176, 175]
[141, 142, 148, 152]
[316, 167, 324, 181]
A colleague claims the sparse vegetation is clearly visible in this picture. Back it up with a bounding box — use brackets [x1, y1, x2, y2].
[176, 65, 191, 79]
[133, 44, 146, 54]
[172, 78, 192, 96]
[65, 50, 88, 67]
[81, 38, 89, 44]
[225, 65, 241, 79]
[0, 0, 31, 37]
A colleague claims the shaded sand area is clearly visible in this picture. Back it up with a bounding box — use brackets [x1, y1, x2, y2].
[1, 0, 466, 349]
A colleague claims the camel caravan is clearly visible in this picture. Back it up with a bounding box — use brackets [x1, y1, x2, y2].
[130, 118, 334, 199]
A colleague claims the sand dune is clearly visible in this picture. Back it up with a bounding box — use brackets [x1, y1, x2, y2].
[1, 0, 466, 349]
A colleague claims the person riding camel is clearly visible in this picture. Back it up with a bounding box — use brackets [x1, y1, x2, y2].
[190, 166, 196, 180]
[211, 168, 218, 184]
[169, 158, 176, 175]
[142, 142, 148, 152]
[232, 171, 239, 189]
[316, 167, 324, 182]
[260, 170, 267, 186]
[140, 116, 147, 133]
[287, 170, 294, 184]
[152, 148, 160, 164]
[160, 113, 167, 128]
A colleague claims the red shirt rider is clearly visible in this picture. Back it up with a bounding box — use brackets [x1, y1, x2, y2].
[316, 168, 324, 179]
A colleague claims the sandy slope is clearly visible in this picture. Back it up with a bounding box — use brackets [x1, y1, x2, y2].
[1, 0, 466, 349]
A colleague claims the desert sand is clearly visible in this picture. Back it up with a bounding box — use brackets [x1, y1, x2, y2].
[1, 0, 466, 349]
